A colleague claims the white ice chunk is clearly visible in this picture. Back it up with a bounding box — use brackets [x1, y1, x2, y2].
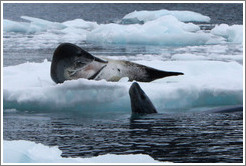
[172, 53, 207, 61]
[3, 140, 160, 163]
[122, 9, 211, 24]
[3, 19, 43, 34]
[21, 16, 66, 30]
[87, 16, 209, 46]
[3, 15, 242, 47]
[3, 16, 66, 34]
[63, 19, 98, 31]
[3, 59, 243, 113]
[211, 24, 243, 43]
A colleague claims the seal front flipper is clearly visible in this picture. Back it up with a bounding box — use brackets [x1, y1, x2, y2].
[129, 82, 157, 115]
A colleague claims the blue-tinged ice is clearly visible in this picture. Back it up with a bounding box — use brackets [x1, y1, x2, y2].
[3, 16, 66, 34]
[87, 16, 209, 46]
[3, 10, 243, 46]
[3, 140, 160, 163]
[3, 19, 40, 34]
[211, 24, 243, 43]
[63, 19, 99, 31]
[21, 16, 66, 30]
[3, 59, 243, 113]
[121, 9, 211, 24]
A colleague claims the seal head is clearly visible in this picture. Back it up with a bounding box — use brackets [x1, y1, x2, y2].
[51, 43, 107, 83]
[129, 82, 157, 114]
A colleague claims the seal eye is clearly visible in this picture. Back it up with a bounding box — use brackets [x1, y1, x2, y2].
[75, 60, 86, 68]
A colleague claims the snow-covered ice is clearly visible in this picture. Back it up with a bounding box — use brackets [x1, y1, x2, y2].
[3, 140, 160, 163]
[2, 7, 244, 164]
[3, 9, 243, 113]
[3, 59, 243, 113]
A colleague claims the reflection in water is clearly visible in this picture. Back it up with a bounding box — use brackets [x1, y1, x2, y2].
[3, 111, 243, 163]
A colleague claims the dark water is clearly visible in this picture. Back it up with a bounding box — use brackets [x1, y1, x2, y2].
[3, 111, 243, 163]
[3, 3, 244, 163]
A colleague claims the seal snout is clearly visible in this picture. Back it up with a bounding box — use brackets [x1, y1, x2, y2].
[51, 43, 108, 84]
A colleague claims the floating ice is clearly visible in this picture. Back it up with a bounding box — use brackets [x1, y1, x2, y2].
[3, 16, 66, 34]
[3, 59, 243, 113]
[3, 60, 128, 112]
[63, 19, 98, 31]
[21, 16, 66, 30]
[3, 11, 243, 47]
[173, 44, 244, 65]
[87, 16, 210, 46]
[171, 53, 208, 61]
[3, 19, 41, 34]
[211, 24, 243, 43]
[122, 9, 211, 24]
[3, 140, 159, 163]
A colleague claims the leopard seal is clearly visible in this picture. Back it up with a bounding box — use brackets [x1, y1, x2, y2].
[50, 43, 183, 83]
[129, 82, 157, 114]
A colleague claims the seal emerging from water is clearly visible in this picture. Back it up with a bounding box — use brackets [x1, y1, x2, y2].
[129, 82, 157, 114]
[51, 43, 183, 84]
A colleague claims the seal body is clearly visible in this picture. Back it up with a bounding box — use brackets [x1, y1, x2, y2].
[51, 43, 184, 84]
[93, 59, 183, 82]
